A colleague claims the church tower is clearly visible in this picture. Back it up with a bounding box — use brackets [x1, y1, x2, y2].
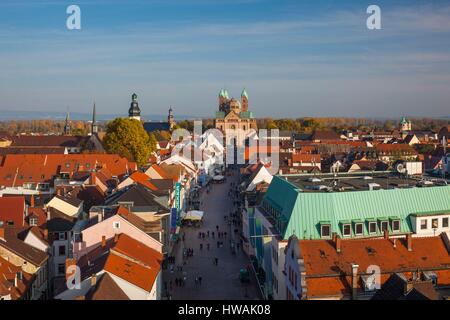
[128, 93, 141, 121]
[241, 88, 248, 112]
[168, 106, 175, 130]
[91, 102, 98, 135]
[64, 111, 71, 135]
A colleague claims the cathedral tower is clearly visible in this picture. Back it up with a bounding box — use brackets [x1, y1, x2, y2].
[241, 88, 248, 112]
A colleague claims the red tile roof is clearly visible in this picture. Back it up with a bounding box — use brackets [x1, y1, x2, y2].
[298, 235, 450, 298]
[0, 196, 25, 227]
[0, 256, 34, 300]
[292, 153, 321, 163]
[104, 234, 162, 292]
[126, 172, 158, 191]
[0, 154, 137, 187]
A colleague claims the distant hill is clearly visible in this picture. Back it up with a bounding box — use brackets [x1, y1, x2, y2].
[0, 110, 199, 122]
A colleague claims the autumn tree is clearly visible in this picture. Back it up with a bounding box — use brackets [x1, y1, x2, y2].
[103, 118, 156, 167]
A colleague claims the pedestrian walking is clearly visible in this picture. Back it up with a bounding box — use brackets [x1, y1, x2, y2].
[207, 231, 209, 237]
[216, 225, 219, 231]
[212, 231, 215, 238]
[200, 243, 203, 250]
[215, 257, 219, 265]
[198, 276, 202, 285]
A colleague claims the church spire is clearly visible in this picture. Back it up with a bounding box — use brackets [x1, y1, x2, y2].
[64, 110, 70, 135]
[91, 102, 98, 135]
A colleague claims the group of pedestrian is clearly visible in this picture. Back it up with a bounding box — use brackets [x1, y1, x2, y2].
[167, 255, 176, 264]
[184, 248, 194, 258]
[194, 276, 203, 286]
[175, 277, 186, 287]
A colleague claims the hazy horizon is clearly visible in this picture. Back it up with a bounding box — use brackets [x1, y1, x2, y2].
[1, 0, 450, 118]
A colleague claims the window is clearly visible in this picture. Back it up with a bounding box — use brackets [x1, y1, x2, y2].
[391, 220, 400, 232]
[380, 221, 389, 232]
[58, 264, 65, 275]
[368, 222, 377, 234]
[113, 221, 121, 229]
[320, 224, 331, 238]
[354, 223, 364, 236]
[342, 224, 351, 237]
[58, 245, 66, 256]
[443, 217, 449, 228]
[420, 219, 428, 230]
[29, 217, 38, 227]
[432, 218, 439, 229]
[58, 232, 66, 240]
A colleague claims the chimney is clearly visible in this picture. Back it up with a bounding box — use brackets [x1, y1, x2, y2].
[114, 233, 119, 243]
[351, 264, 359, 300]
[393, 238, 397, 249]
[0, 227, 4, 240]
[65, 258, 77, 281]
[30, 195, 35, 207]
[335, 234, 342, 253]
[101, 235, 106, 248]
[407, 234, 413, 251]
[15, 271, 23, 287]
[384, 229, 389, 240]
[43, 229, 48, 241]
[90, 173, 96, 185]
[56, 188, 61, 196]
[91, 274, 97, 287]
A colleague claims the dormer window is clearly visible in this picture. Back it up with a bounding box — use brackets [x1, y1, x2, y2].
[29, 217, 38, 227]
[368, 220, 377, 234]
[320, 222, 331, 238]
[379, 219, 389, 232]
[391, 219, 400, 232]
[341, 223, 351, 237]
[354, 221, 364, 236]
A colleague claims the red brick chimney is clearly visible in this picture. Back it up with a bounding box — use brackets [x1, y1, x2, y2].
[335, 234, 342, 253]
[101, 235, 106, 248]
[90, 173, 96, 185]
[407, 234, 413, 252]
[351, 264, 359, 300]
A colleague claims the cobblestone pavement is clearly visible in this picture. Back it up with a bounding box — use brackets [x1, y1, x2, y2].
[162, 168, 261, 300]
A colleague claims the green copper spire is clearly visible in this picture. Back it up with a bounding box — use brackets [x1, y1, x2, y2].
[241, 88, 248, 99]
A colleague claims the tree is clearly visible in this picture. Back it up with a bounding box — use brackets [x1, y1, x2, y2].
[103, 118, 155, 167]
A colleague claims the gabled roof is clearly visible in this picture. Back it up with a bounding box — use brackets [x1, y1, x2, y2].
[311, 130, 340, 141]
[0, 196, 25, 227]
[104, 234, 162, 292]
[0, 227, 49, 266]
[10, 135, 89, 148]
[105, 184, 169, 213]
[371, 273, 440, 300]
[0, 256, 34, 300]
[86, 273, 129, 300]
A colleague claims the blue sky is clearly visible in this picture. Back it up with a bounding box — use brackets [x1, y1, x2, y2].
[0, 0, 450, 119]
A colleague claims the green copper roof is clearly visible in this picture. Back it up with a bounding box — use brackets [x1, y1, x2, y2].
[240, 111, 253, 119]
[219, 89, 225, 97]
[223, 89, 229, 99]
[241, 88, 248, 99]
[263, 176, 450, 240]
[215, 111, 225, 118]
